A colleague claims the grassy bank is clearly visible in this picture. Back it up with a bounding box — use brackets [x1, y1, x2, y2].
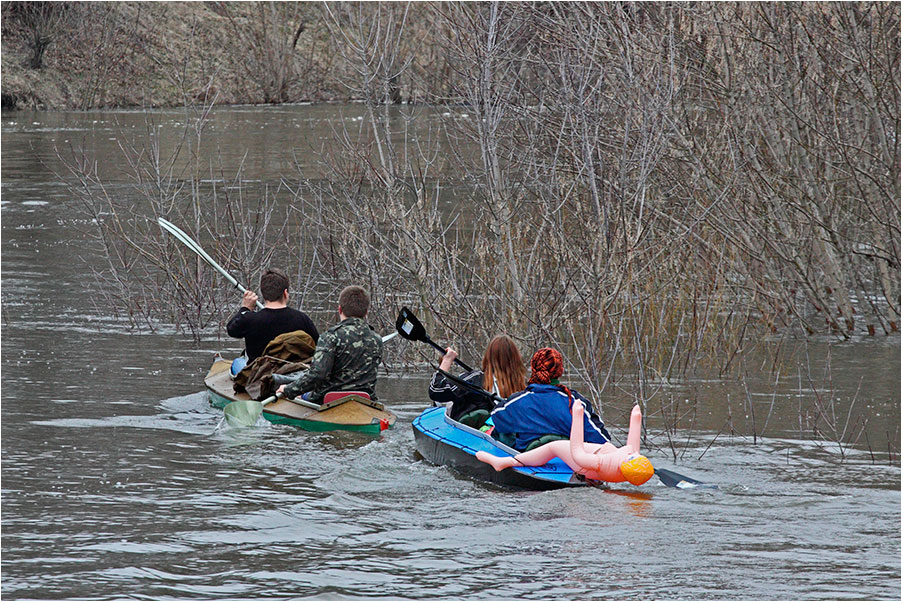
[1, 2, 417, 110]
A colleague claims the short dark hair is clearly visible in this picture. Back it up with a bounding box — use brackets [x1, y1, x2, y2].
[260, 269, 289, 302]
[339, 285, 369, 318]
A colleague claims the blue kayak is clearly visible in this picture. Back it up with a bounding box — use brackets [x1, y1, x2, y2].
[412, 405, 589, 490]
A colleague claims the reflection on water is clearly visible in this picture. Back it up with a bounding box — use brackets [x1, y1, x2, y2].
[2, 107, 899, 600]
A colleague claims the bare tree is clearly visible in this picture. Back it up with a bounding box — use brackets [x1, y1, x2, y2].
[2, 1, 70, 69]
[57, 75, 289, 338]
[673, 3, 900, 338]
[218, 1, 308, 104]
[63, 1, 899, 453]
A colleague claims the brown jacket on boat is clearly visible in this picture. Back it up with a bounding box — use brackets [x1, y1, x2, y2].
[233, 330, 316, 399]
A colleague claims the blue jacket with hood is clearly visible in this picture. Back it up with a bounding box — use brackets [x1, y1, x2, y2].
[490, 383, 611, 451]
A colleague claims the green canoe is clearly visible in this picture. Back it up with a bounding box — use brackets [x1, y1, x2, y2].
[205, 359, 396, 434]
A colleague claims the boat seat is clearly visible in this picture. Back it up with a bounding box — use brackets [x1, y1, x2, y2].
[456, 409, 490, 429]
[323, 391, 370, 404]
[523, 433, 568, 452]
[320, 391, 384, 412]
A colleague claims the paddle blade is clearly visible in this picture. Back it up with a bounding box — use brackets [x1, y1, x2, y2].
[223, 400, 264, 427]
[396, 306, 427, 342]
[654, 467, 711, 489]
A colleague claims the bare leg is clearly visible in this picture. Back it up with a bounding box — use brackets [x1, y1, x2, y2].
[476, 441, 576, 472]
[475, 451, 518, 471]
[626, 404, 642, 454]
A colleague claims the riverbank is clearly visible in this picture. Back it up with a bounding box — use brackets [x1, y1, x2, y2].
[2, 2, 418, 110]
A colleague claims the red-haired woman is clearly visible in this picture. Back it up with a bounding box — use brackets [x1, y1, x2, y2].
[490, 347, 611, 451]
[429, 335, 526, 424]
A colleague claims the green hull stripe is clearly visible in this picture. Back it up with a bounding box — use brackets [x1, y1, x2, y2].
[207, 390, 388, 434]
[263, 411, 383, 434]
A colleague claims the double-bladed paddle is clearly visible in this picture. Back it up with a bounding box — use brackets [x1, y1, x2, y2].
[157, 217, 272, 424]
[437, 369, 711, 489]
[652, 467, 712, 489]
[223, 395, 275, 427]
[395, 307, 474, 372]
[222, 392, 321, 428]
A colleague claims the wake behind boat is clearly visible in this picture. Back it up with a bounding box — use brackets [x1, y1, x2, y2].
[205, 358, 396, 434]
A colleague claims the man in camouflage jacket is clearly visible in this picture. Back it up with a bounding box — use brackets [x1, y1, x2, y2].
[276, 286, 383, 402]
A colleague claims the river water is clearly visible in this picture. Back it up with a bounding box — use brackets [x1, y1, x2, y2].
[2, 106, 900, 600]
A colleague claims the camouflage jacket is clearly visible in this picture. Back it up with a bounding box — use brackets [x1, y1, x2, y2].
[282, 317, 383, 402]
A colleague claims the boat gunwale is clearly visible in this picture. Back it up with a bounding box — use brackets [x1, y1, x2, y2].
[412, 405, 587, 490]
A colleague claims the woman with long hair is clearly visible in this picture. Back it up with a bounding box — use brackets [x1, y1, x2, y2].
[428, 335, 526, 424]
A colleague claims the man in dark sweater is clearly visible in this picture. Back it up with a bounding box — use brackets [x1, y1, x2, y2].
[226, 269, 319, 361]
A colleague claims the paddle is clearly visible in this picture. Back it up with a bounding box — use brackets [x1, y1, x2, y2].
[395, 307, 475, 372]
[653, 467, 712, 489]
[435, 366, 505, 404]
[437, 369, 710, 489]
[222, 393, 324, 428]
[223, 395, 275, 427]
[157, 217, 264, 310]
[157, 218, 274, 425]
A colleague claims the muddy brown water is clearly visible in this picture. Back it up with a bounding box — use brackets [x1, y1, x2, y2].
[2, 106, 899, 600]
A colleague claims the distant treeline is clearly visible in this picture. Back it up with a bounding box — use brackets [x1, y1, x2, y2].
[51, 2, 899, 404]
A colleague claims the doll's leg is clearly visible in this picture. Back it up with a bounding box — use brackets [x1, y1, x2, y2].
[626, 404, 643, 454]
[475, 451, 518, 471]
[476, 441, 575, 472]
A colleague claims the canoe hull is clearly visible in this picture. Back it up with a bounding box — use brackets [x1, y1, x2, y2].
[412, 405, 588, 490]
[205, 359, 396, 435]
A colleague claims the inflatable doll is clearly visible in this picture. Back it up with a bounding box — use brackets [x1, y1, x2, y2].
[476, 401, 655, 486]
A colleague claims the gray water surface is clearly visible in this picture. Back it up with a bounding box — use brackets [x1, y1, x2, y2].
[2, 106, 900, 600]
